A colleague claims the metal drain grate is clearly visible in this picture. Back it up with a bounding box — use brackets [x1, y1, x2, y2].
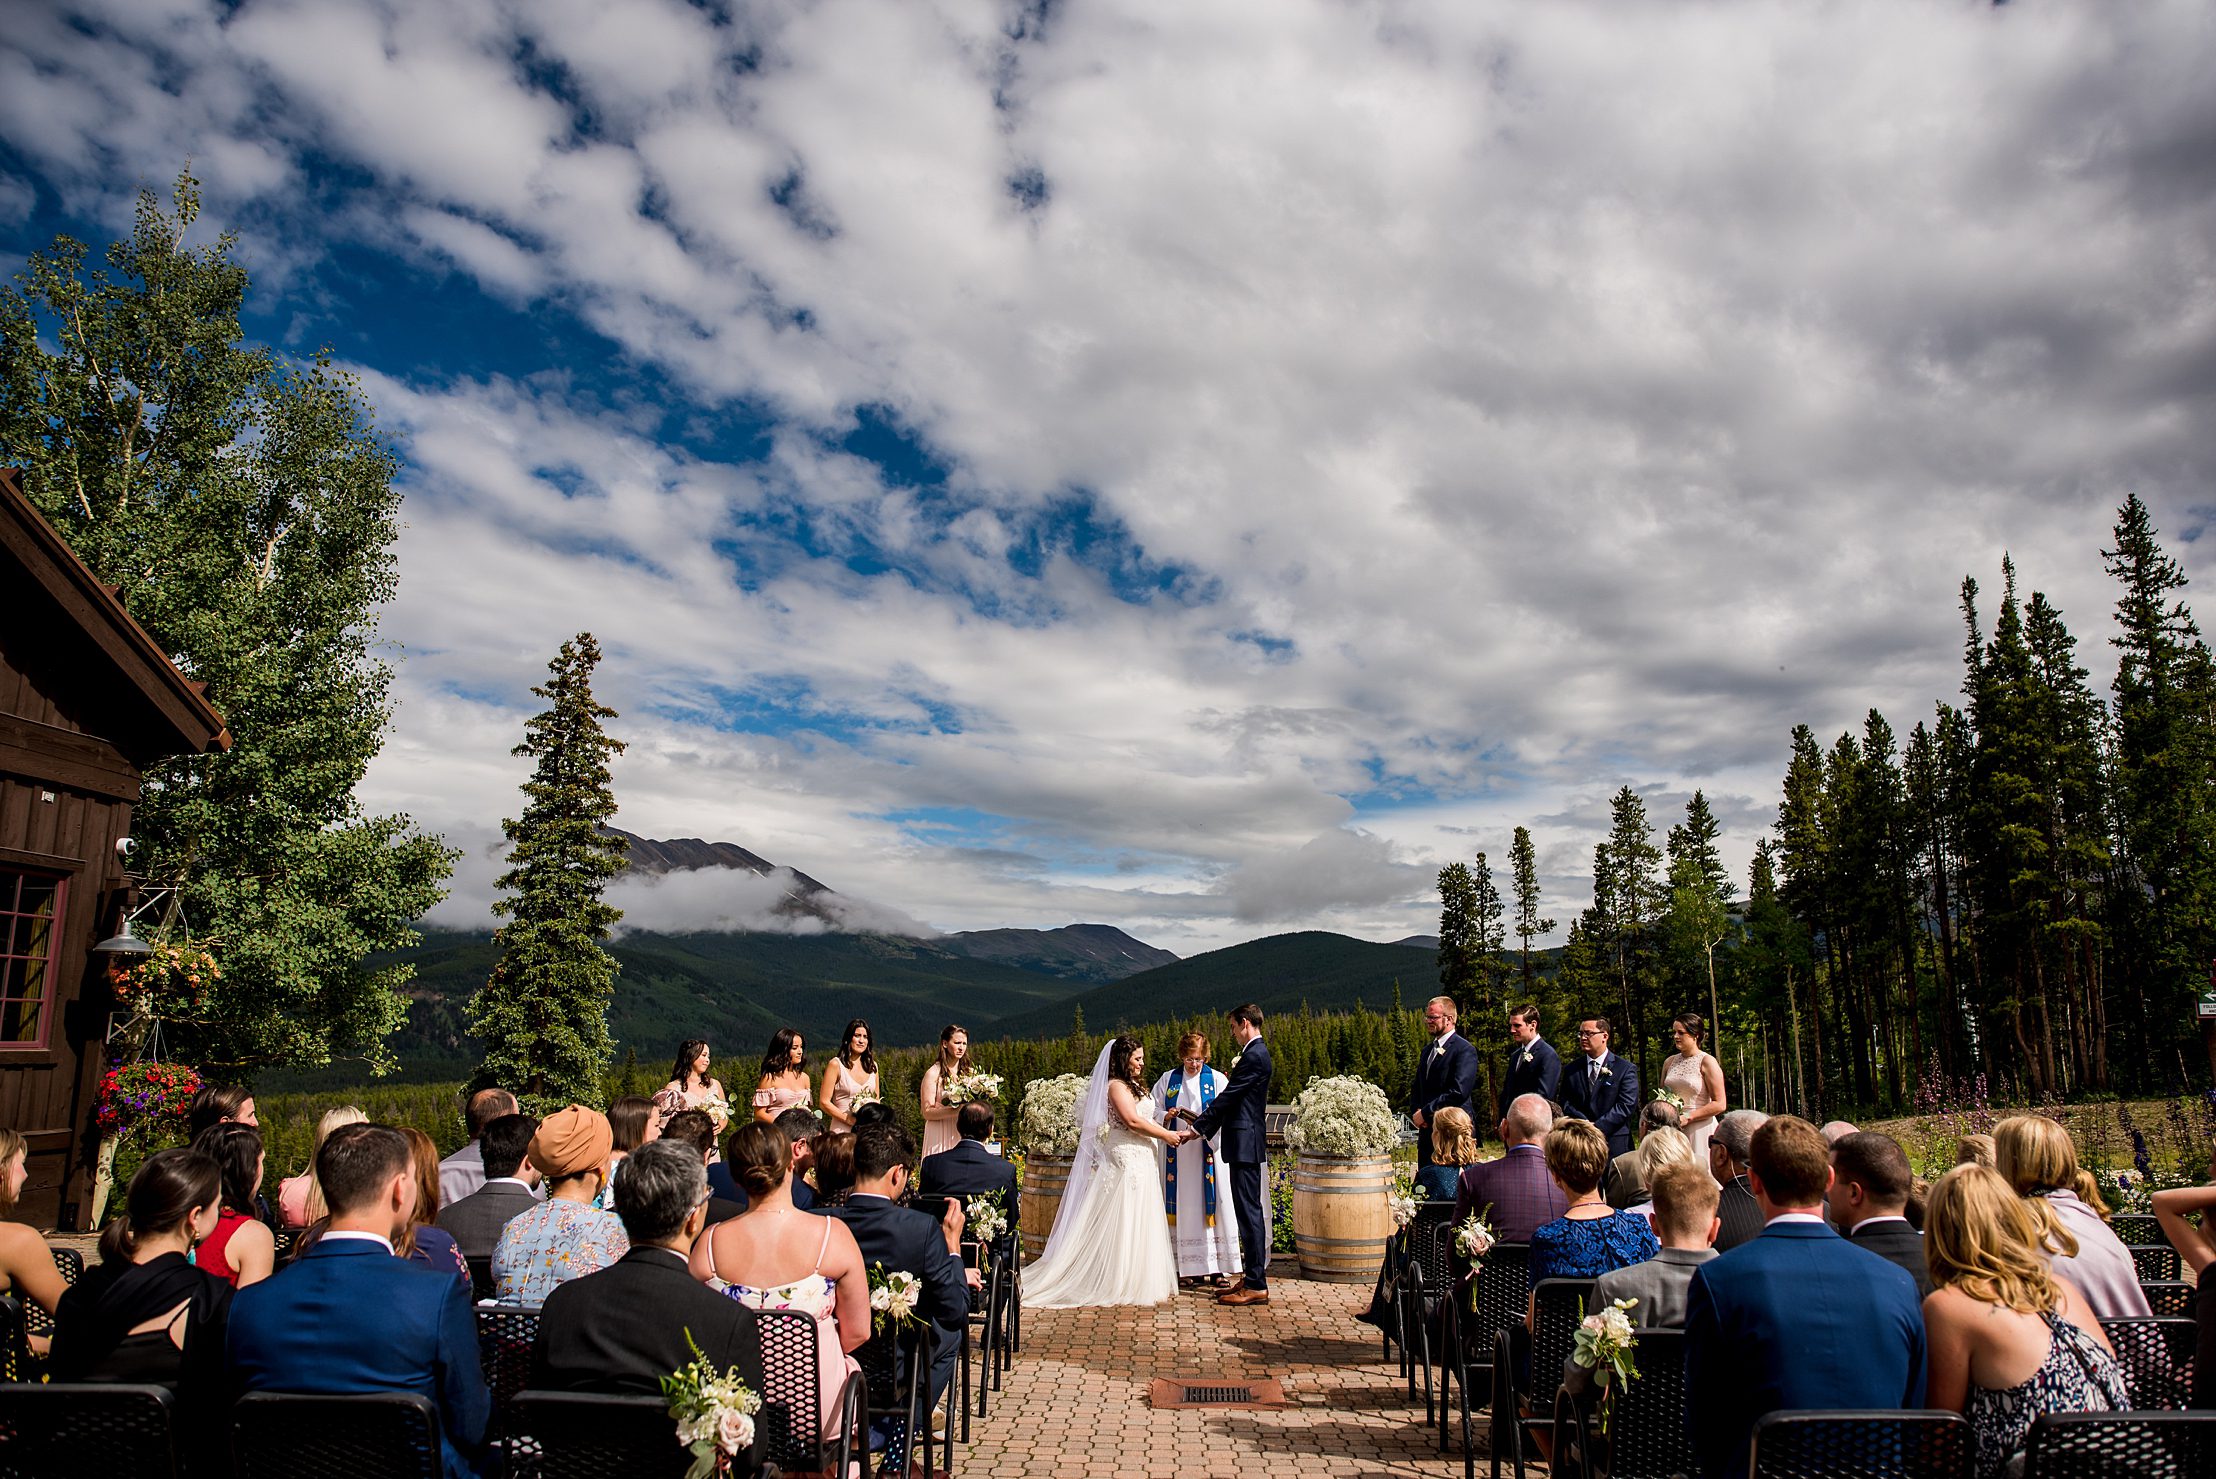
[1149, 1376, 1287, 1409]
[1182, 1386, 1255, 1405]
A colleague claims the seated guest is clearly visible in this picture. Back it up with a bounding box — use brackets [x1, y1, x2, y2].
[399, 1127, 468, 1286]
[812, 1131, 858, 1208]
[2153, 1141, 2216, 1279]
[229, 1123, 489, 1479]
[851, 1100, 895, 1131]
[1819, 1120, 1860, 1145]
[51, 1149, 232, 1402]
[435, 1112, 540, 1260]
[1830, 1131, 1931, 1298]
[188, 1122, 277, 1288]
[916, 1102, 1021, 1250]
[1562, 1160, 1719, 1395]
[494, 1105, 629, 1304]
[0, 1129, 66, 1346]
[828, 1123, 970, 1452]
[690, 1124, 868, 1443]
[1605, 1098, 1681, 1210]
[1994, 1114, 2150, 1318]
[277, 1104, 366, 1228]
[187, 1084, 259, 1138]
[662, 1109, 746, 1227]
[1528, 1119, 1660, 1303]
[439, 1088, 518, 1207]
[1705, 1109, 1768, 1253]
[1684, 1116, 1925, 1479]
[1355, 1106, 1483, 1328]
[774, 1105, 824, 1210]
[1618, 1126, 1695, 1225]
[598, 1094, 658, 1210]
[1455, 1093, 1567, 1245]
[531, 1139, 766, 1463]
[1923, 1164, 2127, 1478]
[1957, 1133, 1996, 1169]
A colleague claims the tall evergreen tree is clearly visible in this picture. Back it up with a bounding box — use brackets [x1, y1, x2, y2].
[1471, 851, 1509, 1011]
[1596, 787, 1662, 1080]
[468, 634, 630, 1111]
[1510, 825, 1556, 987]
[1436, 862, 1479, 1014]
[1664, 791, 1734, 1048]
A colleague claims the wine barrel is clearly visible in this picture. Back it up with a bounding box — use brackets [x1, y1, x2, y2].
[1019, 1152, 1073, 1261]
[1291, 1152, 1393, 1282]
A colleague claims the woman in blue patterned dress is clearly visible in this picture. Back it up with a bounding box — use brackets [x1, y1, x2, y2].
[1527, 1118, 1659, 1312]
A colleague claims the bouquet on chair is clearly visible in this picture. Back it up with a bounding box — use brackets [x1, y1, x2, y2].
[662, 1330, 762, 1478]
[1388, 1167, 1420, 1235]
[1454, 1207, 1497, 1312]
[869, 1263, 925, 1335]
[966, 1192, 1008, 1245]
[1570, 1297, 1641, 1435]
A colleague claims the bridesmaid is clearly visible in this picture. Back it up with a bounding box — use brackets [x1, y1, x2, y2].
[1660, 1013, 1727, 1167]
[917, 1024, 970, 1159]
[751, 1029, 814, 1124]
[819, 1018, 879, 1131]
[658, 1040, 729, 1126]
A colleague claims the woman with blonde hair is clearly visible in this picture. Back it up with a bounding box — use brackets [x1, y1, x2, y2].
[1354, 1104, 1479, 1327]
[0, 1128, 66, 1347]
[276, 1105, 367, 1228]
[1992, 1115, 2150, 1318]
[1923, 1164, 2127, 1478]
[1619, 1125, 1696, 1225]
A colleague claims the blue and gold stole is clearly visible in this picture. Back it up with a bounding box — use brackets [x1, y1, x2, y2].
[1162, 1067, 1217, 1226]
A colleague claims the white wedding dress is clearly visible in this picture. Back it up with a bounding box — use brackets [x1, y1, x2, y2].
[1022, 1048, 1179, 1309]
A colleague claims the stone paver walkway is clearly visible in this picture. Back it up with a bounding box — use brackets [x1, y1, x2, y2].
[961, 1276, 1504, 1478]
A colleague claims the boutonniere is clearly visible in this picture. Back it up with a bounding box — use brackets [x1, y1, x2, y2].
[1430, 1043, 1447, 1061]
[1596, 1064, 1613, 1078]
[1518, 1049, 1534, 1067]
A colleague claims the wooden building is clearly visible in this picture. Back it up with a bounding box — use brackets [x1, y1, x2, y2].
[0, 468, 229, 1227]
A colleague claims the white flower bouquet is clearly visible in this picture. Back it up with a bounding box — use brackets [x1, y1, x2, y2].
[1571, 1296, 1642, 1434]
[868, 1264, 925, 1335]
[1388, 1166, 1420, 1233]
[1014, 1073, 1089, 1157]
[942, 1070, 1004, 1105]
[966, 1193, 1008, 1245]
[661, 1330, 762, 1479]
[1285, 1075, 1398, 1159]
[688, 1088, 732, 1134]
[848, 1087, 882, 1112]
[1652, 1087, 1687, 1115]
[1455, 1210, 1496, 1262]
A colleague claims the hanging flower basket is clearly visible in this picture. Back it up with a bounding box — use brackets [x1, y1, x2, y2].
[108, 944, 221, 1021]
[95, 1061, 202, 1139]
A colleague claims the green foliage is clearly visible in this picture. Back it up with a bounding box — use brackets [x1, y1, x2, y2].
[1510, 826, 1555, 988]
[0, 172, 453, 1075]
[467, 633, 628, 1113]
[1436, 862, 1478, 1007]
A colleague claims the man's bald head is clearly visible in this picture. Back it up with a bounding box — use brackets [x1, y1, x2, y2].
[466, 1087, 518, 1138]
[1502, 1094, 1554, 1147]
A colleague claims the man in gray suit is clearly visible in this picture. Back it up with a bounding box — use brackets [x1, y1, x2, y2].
[1707, 1109, 1769, 1252]
[1563, 1161, 1719, 1395]
[435, 1113, 539, 1259]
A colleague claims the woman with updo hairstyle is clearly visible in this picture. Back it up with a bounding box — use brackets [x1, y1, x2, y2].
[1423, 1107, 1482, 1199]
[689, 1121, 869, 1441]
[187, 1122, 276, 1288]
[1529, 1119, 1660, 1307]
[0, 1128, 66, 1345]
[1993, 1115, 2151, 1318]
[1922, 1164, 2126, 1478]
[811, 1131, 857, 1207]
[1660, 1012, 1727, 1166]
[51, 1148, 232, 1398]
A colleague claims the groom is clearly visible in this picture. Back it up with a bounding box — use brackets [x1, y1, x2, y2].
[1186, 1003, 1273, 1307]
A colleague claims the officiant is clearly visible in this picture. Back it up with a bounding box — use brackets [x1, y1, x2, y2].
[1154, 1032, 1243, 1288]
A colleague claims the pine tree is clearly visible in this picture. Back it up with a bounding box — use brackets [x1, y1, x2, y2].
[1510, 826, 1556, 987]
[1597, 787, 1662, 1076]
[1471, 851, 1509, 1014]
[467, 634, 629, 1112]
[1664, 791, 1733, 1050]
[1436, 863, 1479, 1012]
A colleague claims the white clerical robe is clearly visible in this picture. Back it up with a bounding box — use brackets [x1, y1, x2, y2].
[1152, 1066, 1243, 1279]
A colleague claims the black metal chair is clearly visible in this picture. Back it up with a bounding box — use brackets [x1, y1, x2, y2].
[506, 1392, 704, 1479]
[232, 1391, 443, 1479]
[2022, 1410, 2216, 1477]
[18, 1247, 81, 1354]
[1438, 1242, 1530, 1453]
[0, 1299, 28, 1387]
[855, 1319, 941, 1479]
[906, 1198, 971, 1445]
[2128, 1243, 2183, 1283]
[961, 1235, 1009, 1422]
[2100, 1317, 2196, 1411]
[476, 1302, 541, 1462]
[1489, 1277, 1594, 1479]
[466, 1254, 498, 1303]
[1548, 1328, 1689, 1479]
[1396, 1204, 1459, 1406]
[752, 1307, 866, 1479]
[2141, 1280, 2194, 1318]
[0, 1381, 179, 1479]
[2109, 1213, 2161, 1245]
[1747, 1409, 1976, 1479]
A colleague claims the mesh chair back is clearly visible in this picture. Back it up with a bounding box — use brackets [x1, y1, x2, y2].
[508, 1393, 694, 1479]
[1465, 1243, 1531, 1362]
[2141, 1280, 2193, 1318]
[476, 1305, 541, 1412]
[753, 1307, 829, 1471]
[232, 1391, 442, 1479]
[1749, 1410, 1974, 1479]
[1528, 1279, 1596, 1398]
[0, 1296, 27, 1385]
[2098, 1318, 2195, 1411]
[272, 1227, 300, 1264]
[0, 1382, 179, 1479]
[2128, 1243, 2182, 1283]
[2022, 1410, 2216, 1478]
[1601, 1329, 1691, 1479]
[1405, 1205, 1458, 1294]
[2108, 1213, 2160, 1245]
[19, 1248, 83, 1348]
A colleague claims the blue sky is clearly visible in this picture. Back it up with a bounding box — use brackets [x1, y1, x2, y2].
[4, 0, 2214, 951]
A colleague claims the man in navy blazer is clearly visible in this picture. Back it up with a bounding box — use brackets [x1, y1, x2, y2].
[1498, 1004, 1562, 1122]
[831, 1123, 971, 1425]
[1189, 1003, 1273, 1305]
[1556, 1015, 1641, 1157]
[915, 1102, 1019, 1261]
[1684, 1115, 1926, 1479]
[229, 1123, 490, 1479]
[1408, 996, 1479, 1171]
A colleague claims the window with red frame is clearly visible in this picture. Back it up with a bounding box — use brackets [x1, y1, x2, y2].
[0, 870, 65, 1047]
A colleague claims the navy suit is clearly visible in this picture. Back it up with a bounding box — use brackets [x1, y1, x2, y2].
[831, 1194, 969, 1413]
[1193, 1035, 1272, 1290]
[1498, 1037, 1563, 1121]
[228, 1236, 491, 1479]
[1409, 1032, 1479, 1168]
[915, 1137, 1020, 1262]
[1557, 1049, 1640, 1156]
[1684, 1219, 1927, 1479]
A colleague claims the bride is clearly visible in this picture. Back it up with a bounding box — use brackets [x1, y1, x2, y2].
[1022, 1036, 1182, 1308]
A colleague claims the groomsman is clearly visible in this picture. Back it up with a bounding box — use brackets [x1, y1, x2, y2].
[1557, 1015, 1640, 1157]
[1408, 996, 1478, 1171]
[1498, 1004, 1562, 1121]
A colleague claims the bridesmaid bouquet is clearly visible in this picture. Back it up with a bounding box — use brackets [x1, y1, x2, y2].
[869, 1264, 925, 1333]
[1652, 1087, 1688, 1115]
[1570, 1296, 1642, 1435]
[662, 1331, 762, 1478]
[849, 1087, 882, 1111]
[943, 1070, 1004, 1105]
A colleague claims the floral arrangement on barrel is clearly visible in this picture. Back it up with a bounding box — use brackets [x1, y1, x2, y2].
[942, 1068, 1004, 1106]
[662, 1331, 762, 1479]
[1014, 1073, 1089, 1159]
[1285, 1075, 1398, 1159]
[107, 944, 221, 1022]
[95, 1060, 203, 1140]
[1570, 1296, 1642, 1435]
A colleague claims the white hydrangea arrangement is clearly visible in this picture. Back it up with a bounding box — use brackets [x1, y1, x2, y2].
[1285, 1075, 1398, 1159]
[1014, 1073, 1090, 1157]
